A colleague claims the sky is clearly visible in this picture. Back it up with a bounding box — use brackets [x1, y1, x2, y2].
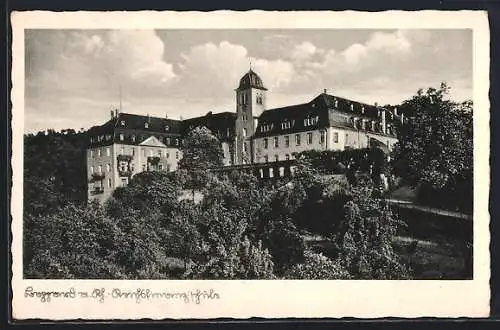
[24, 29, 472, 133]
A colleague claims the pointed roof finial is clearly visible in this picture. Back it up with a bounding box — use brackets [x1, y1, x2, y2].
[249, 58, 253, 71]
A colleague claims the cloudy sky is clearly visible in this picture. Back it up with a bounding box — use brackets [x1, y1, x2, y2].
[25, 29, 472, 133]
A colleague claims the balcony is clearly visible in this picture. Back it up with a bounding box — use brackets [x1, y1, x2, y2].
[118, 169, 133, 177]
[90, 186, 104, 195]
[89, 172, 105, 183]
[117, 154, 134, 162]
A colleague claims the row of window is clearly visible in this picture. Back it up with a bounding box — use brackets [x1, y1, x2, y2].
[237, 92, 264, 105]
[258, 166, 296, 178]
[263, 131, 336, 148]
[90, 163, 173, 176]
[261, 153, 293, 163]
[260, 116, 321, 133]
[118, 120, 171, 131]
[91, 134, 180, 145]
[90, 147, 180, 159]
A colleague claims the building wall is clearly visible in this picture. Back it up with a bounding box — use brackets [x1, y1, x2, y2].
[87, 145, 114, 203]
[253, 127, 399, 164]
[87, 142, 182, 202]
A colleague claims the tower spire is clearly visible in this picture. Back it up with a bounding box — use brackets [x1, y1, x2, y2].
[249, 58, 253, 71]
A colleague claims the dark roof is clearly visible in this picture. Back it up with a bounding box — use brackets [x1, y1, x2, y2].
[254, 93, 400, 138]
[182, 111, 237, 142]
[114, 113, 181, 134]
[236, 69, 267, 91]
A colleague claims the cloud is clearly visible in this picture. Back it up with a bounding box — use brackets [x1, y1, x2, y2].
[291, 41, 319, 61]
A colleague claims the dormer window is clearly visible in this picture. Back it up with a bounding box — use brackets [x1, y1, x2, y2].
[281, 120, 294, 130]
[260, 123, 273, 133]
[131, 135, 136, 142]
[120, 120, 125, 126]
[350, 103, 354, 111]
[304, 116, 320, 127]
[119, 134, 124, 141]
[334, 100, 339, 108]
[164, 125, 169, 131]
[361, 106, 365, 114]
[144, 122, 149, 129]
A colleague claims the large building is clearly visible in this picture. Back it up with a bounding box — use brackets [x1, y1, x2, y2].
[87, 69, 402, 202]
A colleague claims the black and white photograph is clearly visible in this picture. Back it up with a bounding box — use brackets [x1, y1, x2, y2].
[10, 10, 490, 319]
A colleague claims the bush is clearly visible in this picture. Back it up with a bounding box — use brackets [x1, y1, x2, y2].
[284, 251, 350, 280]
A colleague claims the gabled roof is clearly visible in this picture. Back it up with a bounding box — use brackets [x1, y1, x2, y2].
[139, 135, 167, 148]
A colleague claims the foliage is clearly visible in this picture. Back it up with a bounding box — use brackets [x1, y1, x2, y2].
[24, 130, 88, 216]
[284, 251, 350, 280]
[393, 82, 473, 212]
[112, 171, 181, 213]
[334, 183, 411, 279]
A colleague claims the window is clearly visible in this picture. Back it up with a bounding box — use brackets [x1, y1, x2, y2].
[106, 134, 112, 141]
[243, 142, 248, 153]
[259, 169, 264, 178]
[285, 154, 290, 161]
[108, 178, 112, 188]
[295, 134, 301, 146]
[243, 128, 247, 137]
[142, 148, 146, 157]
[334, 132, 339, 143]
[307, 132, 313, 145]
[166, 137, 171, 145]
[361, 106, 365, 114]
[275, 154, 279, 162]
[166, 152, 170, 159]
[89, 166, 94, 174]
[175, 138, 179, 146]
[121, 178, 128, 187]
[281, 120, 294, 130]
[158, 150, 162, 157]
[345, 133, 349, 144]
[90, 150, 94, 158]
[264, 155, 269, 163]
[263, 138, 268, 149]
[260, 123, 273, 133]
[90, 137, 94, 143]
[269, 168, 274, 178]
[142, 164, 146, 171]
[274, 136, 279, 148]
[120, 147, 124, 155]
[159, 164, 163, 171]
[119, 134, 124, 141]
[97, 149, 102, 157]
[132, 135, 136, 142]
[176, 151, 179, 159]
[106, 164, 111, 172]
[164, 125, 169, 132]
[131, 148, 135, 156]
[106, 147, 111, 156]
[350, 103, 354, 111]
[304, 116, 319, 127]
[285, 135, 290, 147]
[144, 122, 149, 129]
[149, 150, 153, 157]
[98, 165, 102, 174]
[256, 93, 263, 105]
[334, 100, 339, 108]
[120, 120, 125, 126]
[279, 167, 285, 177]
[320, 131, 325, 144]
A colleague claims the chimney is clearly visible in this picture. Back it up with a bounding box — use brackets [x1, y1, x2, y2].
[165, 113, 168, 119]
[381, 110, 386, 134]
[371, 120, 375, 131]
[110, 110, 114, 119]
[394, 106, 398, 116]
[147, 113, 151, 122]
[323, 89, 327, 94]
[115, 109, 118, 117]
[401, 112, 404, 124]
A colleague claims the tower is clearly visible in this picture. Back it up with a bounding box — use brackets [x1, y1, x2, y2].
[234, 69, 267, 164]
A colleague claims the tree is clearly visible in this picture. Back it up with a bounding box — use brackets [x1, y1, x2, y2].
[178, 126, 225, 199]
[393, 83, 473, 212]
[334, 184, 411, 279]
[111, 171, 181, 214]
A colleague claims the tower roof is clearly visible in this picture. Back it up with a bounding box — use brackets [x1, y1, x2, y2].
[236, 69, 267, 91]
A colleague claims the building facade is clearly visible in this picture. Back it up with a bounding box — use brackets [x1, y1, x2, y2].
[87, 69, 402, 202]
